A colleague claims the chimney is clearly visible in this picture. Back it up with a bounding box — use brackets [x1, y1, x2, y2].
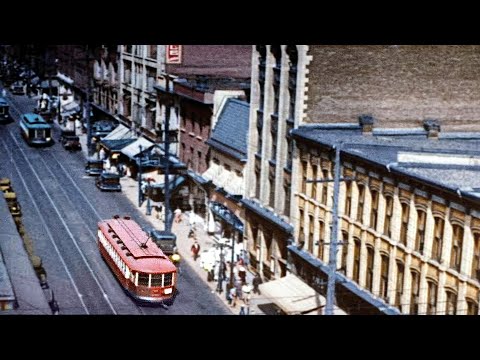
[423, 119, 441, 140]
[359, 114, 375, 136]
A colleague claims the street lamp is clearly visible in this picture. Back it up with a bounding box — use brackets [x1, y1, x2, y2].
[146, 178, 152, 216]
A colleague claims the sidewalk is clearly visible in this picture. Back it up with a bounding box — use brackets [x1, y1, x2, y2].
[74, 128, 268, 315]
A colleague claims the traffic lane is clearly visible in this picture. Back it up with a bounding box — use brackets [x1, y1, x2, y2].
[1, 134, 118, 314]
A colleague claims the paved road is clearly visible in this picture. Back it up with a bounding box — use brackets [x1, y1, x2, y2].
[0, 89, 230, 315]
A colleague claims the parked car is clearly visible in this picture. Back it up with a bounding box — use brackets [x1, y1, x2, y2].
[0, 177, 12, 193]
[0, 96, 12, 124]
[10, 81, 25, 95]
[63, 136, 81, 151]
[148, 230, 177, 255]
[96, 172, 122, 192]
[85, 158, 104, 176]
[4, 192, 21, 217]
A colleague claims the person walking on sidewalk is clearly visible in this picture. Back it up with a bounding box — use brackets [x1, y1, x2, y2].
[170, 252, 182, 274]
[191, 240, 201, 261]
[252, 273, 262, 295]
[174, 207, 183, 223]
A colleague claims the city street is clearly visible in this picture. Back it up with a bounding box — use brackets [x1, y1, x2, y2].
[0, 88, 230, 315]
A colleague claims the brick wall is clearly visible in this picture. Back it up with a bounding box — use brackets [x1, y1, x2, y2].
[306, 45, 480, 131]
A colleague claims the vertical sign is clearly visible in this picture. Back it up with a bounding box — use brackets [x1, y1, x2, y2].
[166, 45, 182, 64]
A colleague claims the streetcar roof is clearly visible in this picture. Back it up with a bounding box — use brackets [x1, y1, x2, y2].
[98, 217, 176, 273]
[22, 113, 51, 128]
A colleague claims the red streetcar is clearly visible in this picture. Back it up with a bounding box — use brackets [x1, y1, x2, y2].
[98, 215, 177, 305]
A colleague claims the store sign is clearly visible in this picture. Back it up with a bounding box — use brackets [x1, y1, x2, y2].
[166, 45, 182, 64]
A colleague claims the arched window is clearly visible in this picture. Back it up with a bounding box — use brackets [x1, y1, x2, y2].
[370, 190, 379, 231]
[366, 246, 375, 292]
[344, 182, 352, 218]
[308, 215, 314, 253]
[384, 195, 394, 238]
[471, 231, 480, 281]
[312, 164, 318, 201]
[415, 209, 427, 254]
[432, 216, 444, 262]
[357, 184, 365, 222]
[399, 202, 409, 245]
[379, 254, 389, 301]
[450, 224, 464, 272]
[301, 160, 308, 194]
[270, 45, 282, 116]
[340, 231, 349, 274]
[426, 280, 438, 315]
[410, 270, 420, 314]
[395, 261, 404, 308]
[353, 238, 361, 283]
[318, 221, 325, 260]
[466, 298, 478, 315]
[445, 290, 457, 315]
[321, 168, 329, 205]
[286, 45, 298, 122]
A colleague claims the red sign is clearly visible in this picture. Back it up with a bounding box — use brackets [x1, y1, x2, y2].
[166, 45, 182, 64]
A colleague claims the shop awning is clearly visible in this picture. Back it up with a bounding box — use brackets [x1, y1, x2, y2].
[60, 101, 81, 117]
[102, 124, 135, 141]
[101, 138, 136, 152]
[150, 176, 186, 193]
[120, 137, 155, 160]
[259, 274, 345, 315]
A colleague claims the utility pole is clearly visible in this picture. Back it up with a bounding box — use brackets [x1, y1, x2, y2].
[164, 75, 172, 234]
[326, 143, 342, 315]
[216, 242, 224, 293]
[85, 45, 93, 156]
[306, 142, 353, 315]
[138, 145, 143, 207]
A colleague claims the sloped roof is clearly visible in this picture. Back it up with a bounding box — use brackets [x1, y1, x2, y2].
[207, 98, 250, 161]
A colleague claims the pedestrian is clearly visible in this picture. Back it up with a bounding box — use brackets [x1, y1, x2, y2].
[2, 88, 6, 97]
[252, 273, 262, 295]
[170, 252, 181, 274]
[229, 286, 237, 308]
[239, 305, 246, 315]
[174, 207, 183, 223]
[238, 265, 247, 285]
[191, 240, 200, 261]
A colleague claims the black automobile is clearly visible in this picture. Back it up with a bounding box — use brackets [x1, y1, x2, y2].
[96, 172, 122, 192]
[91, 120, 117, 140]
[0, 97, 11, 124]
[85, 159, 104, 176]
[10, 81, 25, 95]
[149, 230, 177, 255]
[63, 136, 81, 151]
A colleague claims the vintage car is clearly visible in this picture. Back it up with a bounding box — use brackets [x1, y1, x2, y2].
[148, 230, 177, 255]
[0, 96, 12, 124]
[63, 136, 81, 151]
[95, 172, 122, 192]
[0, 178, 12, 193]
[4, 192, 21, 217]
[85, 158, 104, 176]
[10, 81, 25, 95]
[59, 129, 76, 144]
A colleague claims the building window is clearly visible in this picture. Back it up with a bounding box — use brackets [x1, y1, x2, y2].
[353, 238, 361, 284]
[467, 299, 478, 315]
[450, 224, 464, 272]
[471, 232, 480, 281]
[366, 246, 375, 293]
[124, 45, 132, 53]
[318, 221, 325, 260]
[384, 195, 393, 238]
[257, 45, 266, 112]
[399, 202, 409, 245]
[147, 45, 157, 59]
[301, 160, 308, 194]
[298, 209, 305, 247]
[370, 190, 379, 231]
[255, 161, 261, 199]
[432, 216, 444, 262]
[340, 231, 349, 274]
[356, 184, 365, 222]
[380, 254, 389, 301]
[256, 113, 263, 156]
[270, 117, 277, 162]
[269, 173, 275, 208]
[286, 45, 297, 122]
[415, 209, 426, 254]
[344, 182, 352, 218]
[321, 169, 329, 205]
[308, 215, 314, 253]
[284, 182, 291, 217]
[395, 261, 404, 309]
[445, 291, 457, 315]
[426, 280, 438, 315]
[410, 270, 420, 314]
[311, 165, 318, 201]
[286, 127, 293, 170]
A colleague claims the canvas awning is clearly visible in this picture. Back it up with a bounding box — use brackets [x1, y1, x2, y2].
[102, 124, 135, 141]
[120, 137, 155, 159]
[259, 274, 343, 315]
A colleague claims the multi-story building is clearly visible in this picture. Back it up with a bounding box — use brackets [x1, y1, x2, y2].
[244, 45, 480, 313]
[203, 98, 250, 251]
[291, 119, 480, 315]
[92, 45, 120, 119]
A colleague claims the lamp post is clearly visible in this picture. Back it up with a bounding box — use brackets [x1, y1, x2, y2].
[216, 241, 224, 294]
[146, 178, 152, 216]
[138, 144, 143, 207]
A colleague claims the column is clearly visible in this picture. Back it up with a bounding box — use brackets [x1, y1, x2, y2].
[436, 271, 447, 315]
[422, 201, 435, 257]
[461, 215, 473, 276]
[417, 263, 428, 315]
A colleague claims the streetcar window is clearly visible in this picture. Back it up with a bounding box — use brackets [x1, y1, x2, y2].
[138, 273, 149, 287]
[151, 274, 162, 287]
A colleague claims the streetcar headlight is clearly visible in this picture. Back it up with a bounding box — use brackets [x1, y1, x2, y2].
[46, 137, 51, 141]
[164, 288, 172, 295]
